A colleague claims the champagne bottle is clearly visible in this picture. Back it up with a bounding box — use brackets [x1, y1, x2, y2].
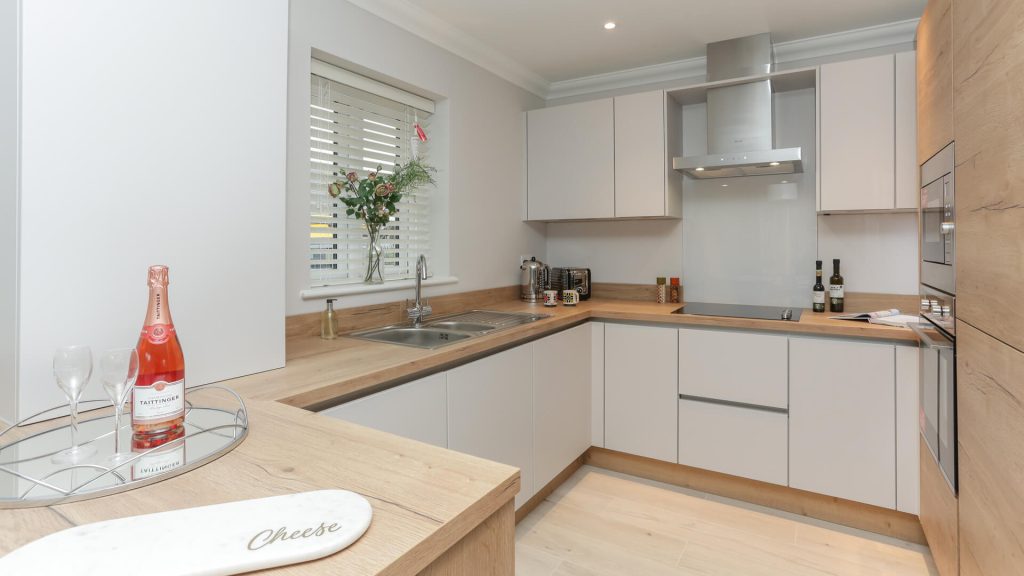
[132, 265, 186, 438]
[829, 259, 845, 313]
[812, 260, 825, 313]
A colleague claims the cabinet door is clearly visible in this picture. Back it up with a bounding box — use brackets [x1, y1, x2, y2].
[591, 322, 605, 448]
[604, 324, 677, 462]
[789, 337, 896, 508]
[321, 373, 447, 448]
[678, 328, 787, 409]
[527, 99, 614, 221]
[820, 55, 896, 211]
[917, 0, 953, 165]
[895, 51, 919, 210]
[614, 91, 668, 218]
[895, 345, 920, 514]
[678, 399, 788, 485]
[447, 344, 534, 508]
[533, 324, 591, 491]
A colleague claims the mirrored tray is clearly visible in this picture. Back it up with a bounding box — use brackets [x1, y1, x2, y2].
[0, 385, 248, 508]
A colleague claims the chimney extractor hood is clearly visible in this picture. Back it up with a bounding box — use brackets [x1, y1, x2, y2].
[674, 33, 803, 179]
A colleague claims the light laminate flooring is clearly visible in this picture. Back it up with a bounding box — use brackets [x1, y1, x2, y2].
[515, 466, 938, 576]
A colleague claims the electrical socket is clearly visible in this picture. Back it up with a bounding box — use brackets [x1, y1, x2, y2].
[518, 254, 533, 267]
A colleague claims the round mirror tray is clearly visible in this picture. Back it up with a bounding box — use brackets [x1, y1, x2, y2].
[0, 385, 248, 508]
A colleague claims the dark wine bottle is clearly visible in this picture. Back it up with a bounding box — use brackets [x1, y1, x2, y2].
[813, 260, 825, 313]
[829, 259, 845, 313]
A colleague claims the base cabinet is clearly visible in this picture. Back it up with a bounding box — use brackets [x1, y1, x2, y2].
[678, 399, 788, 485]
[321, 373, 447, 448]
[604, 324, 677, 462]
[789, 337, 896, 508]
[533, 324, 591, 490]
[448, 344, 535, 509]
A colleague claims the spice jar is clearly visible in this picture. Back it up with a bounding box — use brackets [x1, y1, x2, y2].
[656, 277, 667, 304]
[669, 277, 680, 304]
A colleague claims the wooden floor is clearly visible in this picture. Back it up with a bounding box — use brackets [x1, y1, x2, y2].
[515, 466, 938, 576]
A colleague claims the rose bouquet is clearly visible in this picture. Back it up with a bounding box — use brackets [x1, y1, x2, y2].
[329, 159, 435, 283]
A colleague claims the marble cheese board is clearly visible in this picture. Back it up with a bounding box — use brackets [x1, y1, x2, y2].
[0, 489, 374, 575]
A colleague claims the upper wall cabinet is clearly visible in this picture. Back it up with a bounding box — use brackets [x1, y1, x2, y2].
[526, 91, 681, 221]
[527, 99, 615, 220]
[917, 0, 953, 166]
[819, 53, 917, 212]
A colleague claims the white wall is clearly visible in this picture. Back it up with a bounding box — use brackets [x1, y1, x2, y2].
[16, 0, 288, 421]
[287, 0, 546, 316]
[0, 0, 18, 425]
[546, 220, 682, 283]
[818, 213, 919, 294]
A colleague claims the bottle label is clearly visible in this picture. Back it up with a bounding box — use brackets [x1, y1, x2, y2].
[829, 284, 845, 298]
[813, 292, 825, 305]
[141, 324, 173, 345]
[133, 379, 185, 423]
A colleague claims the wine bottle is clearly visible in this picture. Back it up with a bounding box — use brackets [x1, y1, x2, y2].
[133, 265, 186, 437]
[812, 260, 825, 313]
[829, 259, 845, 313]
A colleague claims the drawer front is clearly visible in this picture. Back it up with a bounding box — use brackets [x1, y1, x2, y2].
[678, 399, 788, 485]
[679, 328, 788, 409]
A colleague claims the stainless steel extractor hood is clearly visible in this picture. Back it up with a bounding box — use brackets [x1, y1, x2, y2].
[673, 33, 803, 179]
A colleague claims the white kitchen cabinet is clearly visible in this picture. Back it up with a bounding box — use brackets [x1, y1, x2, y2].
[896, 344, 920, 514]
[789, 337, 896, 508]
[678, 328, 788, 409]
[526, 99, 615, 220]
[320, 373, 447, 448]
[894, 51, 919, 210]
[604, 323, 677, 462]
[447, 343, 535, 508]
[820, 54, 896, 211]
[590, 322, 605, 448]
[678, 399, 788, 485]
[614, 90, 682, 218]
[533, 324, 591, 491]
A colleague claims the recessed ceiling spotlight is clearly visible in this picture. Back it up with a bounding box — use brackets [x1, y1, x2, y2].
[721, 184, 729, 187]
[604, 21, 616, 30]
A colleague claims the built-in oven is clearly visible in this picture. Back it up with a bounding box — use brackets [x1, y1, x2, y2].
[911, 286, 956, 491]
[921, 142, 955, 295]
[915, 141, 958, 492]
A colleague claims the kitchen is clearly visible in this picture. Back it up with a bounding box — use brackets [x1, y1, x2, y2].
[0, 0, 1020, 574]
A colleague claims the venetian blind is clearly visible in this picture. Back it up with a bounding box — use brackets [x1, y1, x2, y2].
[309, 63, 433, 287]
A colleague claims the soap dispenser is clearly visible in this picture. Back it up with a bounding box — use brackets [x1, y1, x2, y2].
[321, 298, 338, 340]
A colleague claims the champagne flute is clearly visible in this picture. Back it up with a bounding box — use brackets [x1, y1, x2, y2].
[99, 348, 139, 465]
[52, 345, 97, 464]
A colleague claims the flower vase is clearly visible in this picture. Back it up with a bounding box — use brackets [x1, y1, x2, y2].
[364, 223, 384, 284]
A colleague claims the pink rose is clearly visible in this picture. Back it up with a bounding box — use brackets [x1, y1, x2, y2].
[346, 171, 358, 182]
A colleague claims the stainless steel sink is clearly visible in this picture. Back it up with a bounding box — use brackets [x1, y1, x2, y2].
[350, 310, 549, 349]
[353, 327, 473, 349]
[425, 321, 496, 333]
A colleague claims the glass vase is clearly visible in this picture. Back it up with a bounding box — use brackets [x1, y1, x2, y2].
[364, 223, 384, 284]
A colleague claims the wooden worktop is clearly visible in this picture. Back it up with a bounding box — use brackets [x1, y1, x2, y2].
[227, 297, 917, 413]
[0, 400, 518, 575]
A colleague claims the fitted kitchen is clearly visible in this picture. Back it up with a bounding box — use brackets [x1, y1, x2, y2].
[0, 0, 1020, 574]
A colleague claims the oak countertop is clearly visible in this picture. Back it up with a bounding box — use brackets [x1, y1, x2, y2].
[226, 297, 917, 413]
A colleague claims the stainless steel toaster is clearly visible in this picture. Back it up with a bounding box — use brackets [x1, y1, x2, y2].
[550, 267, 591, 301]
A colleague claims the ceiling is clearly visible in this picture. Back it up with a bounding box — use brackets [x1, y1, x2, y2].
[405, 0, 926, 83]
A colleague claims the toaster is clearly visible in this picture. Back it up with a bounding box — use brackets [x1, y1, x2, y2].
[550, 267, 591, 301]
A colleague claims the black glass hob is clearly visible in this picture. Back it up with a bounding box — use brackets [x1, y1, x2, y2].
[673, 302, 803, 322]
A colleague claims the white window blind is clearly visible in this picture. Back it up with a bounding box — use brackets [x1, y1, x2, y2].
[309, 63, 433, 287]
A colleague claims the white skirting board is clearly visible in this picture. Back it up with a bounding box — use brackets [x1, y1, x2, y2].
[0, 490, 373, 575]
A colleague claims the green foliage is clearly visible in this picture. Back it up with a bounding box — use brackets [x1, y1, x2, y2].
[328, 159, 436, 228]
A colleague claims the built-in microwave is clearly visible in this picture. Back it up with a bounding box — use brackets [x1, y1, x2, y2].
[921, 142, 955, 295]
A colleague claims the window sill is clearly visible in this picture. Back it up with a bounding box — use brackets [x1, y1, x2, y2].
[300, 276, 459, 301]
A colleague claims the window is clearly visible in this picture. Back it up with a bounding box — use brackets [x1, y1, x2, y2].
[309, 61, 434, 287]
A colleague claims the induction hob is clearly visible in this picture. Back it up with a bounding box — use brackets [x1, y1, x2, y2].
[673, 302, 803, 322]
